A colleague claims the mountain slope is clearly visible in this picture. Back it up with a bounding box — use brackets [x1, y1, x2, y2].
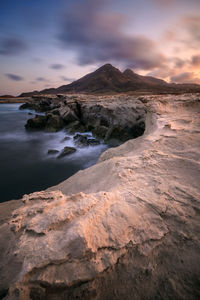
[19, 64, 200, 96]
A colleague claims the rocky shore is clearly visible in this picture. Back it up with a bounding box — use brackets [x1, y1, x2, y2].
[20, 94, 146, 146]
[0, 94, 200, 300]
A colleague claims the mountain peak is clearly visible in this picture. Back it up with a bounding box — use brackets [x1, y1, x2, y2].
[123, 69, 135, 75]
[95, 63, 121, 73]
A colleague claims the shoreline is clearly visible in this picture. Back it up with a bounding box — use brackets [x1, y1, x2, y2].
[0, 97, 29, 104]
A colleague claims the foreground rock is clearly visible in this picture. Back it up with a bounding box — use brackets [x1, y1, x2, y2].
[57, 146, 76, 158]
[0, 94, 200, 299]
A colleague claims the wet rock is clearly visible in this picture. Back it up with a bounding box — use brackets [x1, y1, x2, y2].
[88, 139, 100, 146]
[60, 136, 71, 143]
[57, 147, 76, 158]
[66, 121, 86, 134]
[45, 114, 65, 132]
[47, 149, 59, 155]
[25, 115, 47, 130]
[73, 134, 89, 147]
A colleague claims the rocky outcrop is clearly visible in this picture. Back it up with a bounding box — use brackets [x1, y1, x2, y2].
[22, 94, 146, 144]
[0, 94, 200, 300]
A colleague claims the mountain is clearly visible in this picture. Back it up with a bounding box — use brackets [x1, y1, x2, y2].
[19, 64, 200, 96]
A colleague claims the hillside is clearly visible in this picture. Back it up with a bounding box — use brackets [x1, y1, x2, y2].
[19, 64, 200, 97]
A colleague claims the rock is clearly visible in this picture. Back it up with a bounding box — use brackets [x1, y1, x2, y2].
[104, 125, 130, 143]
[66, 121, 86, 134]
[47, 149, 59, 155]
[60, 107, 78, 124]
[1, 94, 199, 300]
[45, 114, 65, 132]
[87, 138, 100, 146]
[25, 115, 47, 129]
[57, 146, 76, 158]
[60, 136, 71, 142]
[93, 125, 108, 139]
[73, 134, 89, 147]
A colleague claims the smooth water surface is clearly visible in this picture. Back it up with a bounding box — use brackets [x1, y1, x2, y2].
[0, 104, 108, 202]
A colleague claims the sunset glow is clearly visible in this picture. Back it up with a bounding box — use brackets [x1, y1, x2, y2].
[0, 0, 200, 95]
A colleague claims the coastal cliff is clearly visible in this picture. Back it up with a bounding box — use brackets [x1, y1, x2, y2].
[0, 94, 200, 300]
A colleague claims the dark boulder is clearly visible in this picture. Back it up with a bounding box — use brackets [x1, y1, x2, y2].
[66, 121, 86, 134]
[47, 149, 59, 155]
[93, 125, 108, 139]
[88, 139, 100, 146]
[73, 134, 89, 147]
[25, 115, 47, 130]
[45, 115, 65, 132]
[57, 147, 76, 158]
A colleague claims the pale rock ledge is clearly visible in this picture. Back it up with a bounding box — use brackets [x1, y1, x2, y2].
[0, 94, 200, 300]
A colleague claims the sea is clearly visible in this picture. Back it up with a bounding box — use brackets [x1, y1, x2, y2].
[0, 103, 108, 203]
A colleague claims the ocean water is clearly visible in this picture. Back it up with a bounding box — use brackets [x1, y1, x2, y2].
[0, 104, 108, 203]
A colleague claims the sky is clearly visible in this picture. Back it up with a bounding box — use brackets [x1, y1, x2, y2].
[0, 0, 200, 95]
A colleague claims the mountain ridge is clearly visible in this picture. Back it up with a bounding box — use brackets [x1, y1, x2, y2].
[19, 63, 200, 97]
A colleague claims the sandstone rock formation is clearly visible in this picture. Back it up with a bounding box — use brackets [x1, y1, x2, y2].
[0, 94, 200, 300]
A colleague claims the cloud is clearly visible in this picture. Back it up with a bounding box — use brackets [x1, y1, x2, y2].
[0, 37, 28, 55]
[5, 74, 24, 81]
[181, 15, 200, 47]
[50, 64, 65, 70]
[170, 72, 200, 84]
[58, 0, 166, 70]
[191, 55, 200, 67]
[36, 77, 48, 82]
[60, 76, 75, 82]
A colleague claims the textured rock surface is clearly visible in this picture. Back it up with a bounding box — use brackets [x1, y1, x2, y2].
[0, 94, 200, 300]
[22, 94, 146, 143]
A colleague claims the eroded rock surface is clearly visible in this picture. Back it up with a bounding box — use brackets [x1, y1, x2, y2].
[0, 94, 200, 300]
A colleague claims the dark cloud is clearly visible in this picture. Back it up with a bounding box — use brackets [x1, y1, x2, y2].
[170, 72, 200, 84]
[5, 73, 24, 81]
[36, 77, 48, 82]
[58, 0, 165, 70]
[60, 76, 75, 82]
[173, 57, 186, 68]
[50, 64, 65, 70]
[191, 55, 200, 67]
[0, 37, 28, 55]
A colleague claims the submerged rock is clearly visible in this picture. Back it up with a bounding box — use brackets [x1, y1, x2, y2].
[60, 136, 71, 143]
[87, 138, 100, 146]
[57, 146, 76, 158]
[73, 134, 89, 147]
[47, 149, 59, 155]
